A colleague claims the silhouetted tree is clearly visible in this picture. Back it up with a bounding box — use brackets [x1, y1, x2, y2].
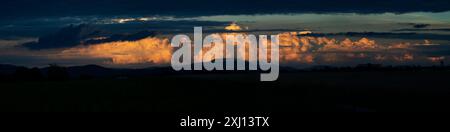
[78, 74, 94, 80]
[29, 68, 44, 80]
[12, 67, 44, 81]
[12, 67, 28, 80]
[47, 64, 70, 81]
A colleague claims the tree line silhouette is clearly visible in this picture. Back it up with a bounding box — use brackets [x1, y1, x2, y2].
[0, 64, 69, 82]
[0, 63, 449, 82]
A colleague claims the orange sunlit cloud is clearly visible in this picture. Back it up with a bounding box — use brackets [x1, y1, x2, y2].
[225, 22, 243, 31]
[61, 37, 172, 64]
[58, 31, 425, 65]
[427, 56, 445, 63]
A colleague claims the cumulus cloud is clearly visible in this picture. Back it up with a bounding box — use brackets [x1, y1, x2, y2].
[225, 22, 243, 31]
[61, 38, 172, 65]
[32, 28, 442, 66]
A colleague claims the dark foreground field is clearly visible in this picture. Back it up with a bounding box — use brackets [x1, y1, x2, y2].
[1, 67, 449, 112]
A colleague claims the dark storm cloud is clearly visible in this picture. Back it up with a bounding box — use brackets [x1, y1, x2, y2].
[1, 0, 450, 19]
[323, 32, 450, 41]
[393, 28, 450, 32]
[98, 20, 229, 32]
[20, 20, 230, 49]
[413, 45, 450, 56]
[22, 24, 160, 49]
[413, 24, 431, 29]
[22, 24, 106, 49]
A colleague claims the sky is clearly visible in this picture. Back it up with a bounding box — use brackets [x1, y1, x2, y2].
[1, 0, 450, 68]
[2, 0, 450, 18]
